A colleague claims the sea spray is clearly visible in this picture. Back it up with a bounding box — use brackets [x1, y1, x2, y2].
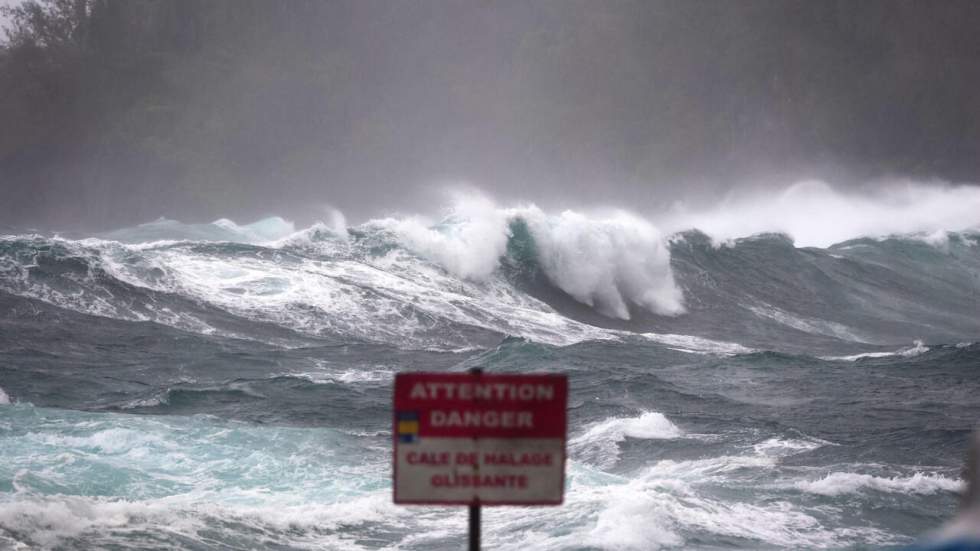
[517, 206, 685, 319]
[372, 197, 687, 319]
[795, 472, 963, 496]
[663, 180, 980, 247]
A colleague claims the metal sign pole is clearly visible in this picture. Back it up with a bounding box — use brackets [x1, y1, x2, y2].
[468, 501, 480, 551]
[469, 367, 482, 551]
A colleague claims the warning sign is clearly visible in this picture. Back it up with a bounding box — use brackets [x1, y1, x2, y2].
[393, 372, 568, 505]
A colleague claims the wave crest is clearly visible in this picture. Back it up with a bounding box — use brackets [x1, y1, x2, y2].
[519, 207, 685, 319]
[376, 197, 686, 320]
[3, 187, 979, 350]
[664, 180, 980, 247]
[570, 411, 684, 468]
[795, 471, 962, 496]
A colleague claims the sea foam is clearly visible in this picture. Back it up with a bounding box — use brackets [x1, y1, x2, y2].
[3, 185, 979, 350]
[822, 340, 931, 361]
[795, 472, 963, 496]
[570, 411, 684, 468]
[517, 206, 685, 319]
[663, 180, 980, 247]
[639, 332, 754, 355]
[378, 196, 686, 320]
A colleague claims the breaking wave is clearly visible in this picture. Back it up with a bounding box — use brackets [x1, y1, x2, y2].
[795, 472, 963, 496]
[1, 186, 979, 352]
[822, 340, 930, 361]
[0, 405, 907, 551]
[570, 411, 684, 468]
[371, 196, 685, 318]
[662, 180, 980, 247]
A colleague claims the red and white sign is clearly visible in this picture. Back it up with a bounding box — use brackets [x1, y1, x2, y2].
[393, 372, 568, 506]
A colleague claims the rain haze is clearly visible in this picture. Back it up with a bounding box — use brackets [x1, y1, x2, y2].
[2, 3, 980, 550]
[1, 0, 980, 231]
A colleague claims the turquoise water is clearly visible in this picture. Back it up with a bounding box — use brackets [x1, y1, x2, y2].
[0, 213, 977, 549]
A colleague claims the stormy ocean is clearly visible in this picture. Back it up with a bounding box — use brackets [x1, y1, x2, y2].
[1, 190, 978, 550]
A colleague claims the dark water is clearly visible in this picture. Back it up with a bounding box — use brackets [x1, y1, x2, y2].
[0, 214, 977, 550]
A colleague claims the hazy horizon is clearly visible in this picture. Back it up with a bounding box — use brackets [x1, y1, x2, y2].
[2, 0, 980, 232]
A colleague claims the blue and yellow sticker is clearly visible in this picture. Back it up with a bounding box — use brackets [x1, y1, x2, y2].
[397, 411, 419, 443]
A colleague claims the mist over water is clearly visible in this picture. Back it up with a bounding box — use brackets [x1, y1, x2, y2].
[663, 180, 980, 247]
[3, 1, 980, 229]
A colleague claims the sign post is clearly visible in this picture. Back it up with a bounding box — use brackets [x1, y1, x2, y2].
[393, 369, 568, 548]
[469, 500, 480, 551]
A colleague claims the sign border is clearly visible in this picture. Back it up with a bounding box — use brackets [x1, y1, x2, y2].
[392, 371, 567, 506]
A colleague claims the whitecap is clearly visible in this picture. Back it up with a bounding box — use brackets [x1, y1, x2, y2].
[378, 196, 687, 320]
[118, 395, 168, 410]
[639, 332, 754, 355]
[753, 437, 830, 457]
[513, 459, 896, 551]
[661, 180, 980, 248]
[823, 340, 930, 361]
[517, 205, 686, 319]
[744, 303, 868, 342]
[0, 493, 398, 550]
[795, 471, 963, 496]
[293, 367, 394, 385]
[570, 411, 683, 468]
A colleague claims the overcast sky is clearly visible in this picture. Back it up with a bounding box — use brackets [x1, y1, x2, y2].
[2, 1, 980, 230]
[0, 0, 14, 31]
